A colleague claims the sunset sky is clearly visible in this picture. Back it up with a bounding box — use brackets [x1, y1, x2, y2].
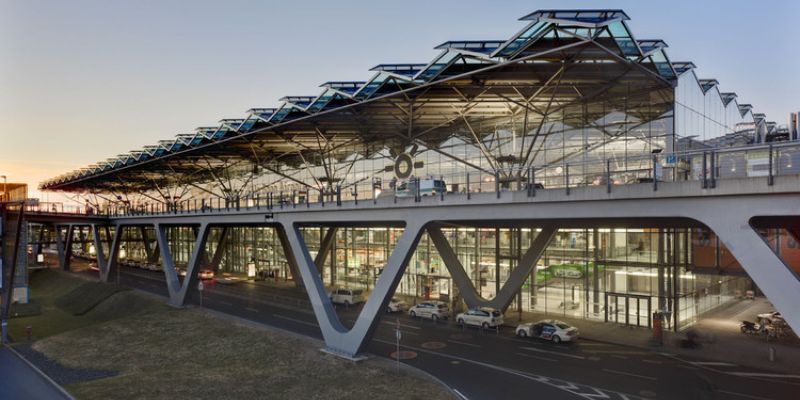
[2, 0, 798, 203]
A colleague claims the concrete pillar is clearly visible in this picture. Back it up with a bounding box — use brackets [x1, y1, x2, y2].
[429, 225, 557, 311]
[154, 223, 210, 307]
[282, 221, 424, 358]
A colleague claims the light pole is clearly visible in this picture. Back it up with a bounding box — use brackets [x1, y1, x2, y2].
[1, 175, 6, 202]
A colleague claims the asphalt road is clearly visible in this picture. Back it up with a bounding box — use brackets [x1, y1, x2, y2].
[0, 347, 71, 400]
[110, 266, 800, 400]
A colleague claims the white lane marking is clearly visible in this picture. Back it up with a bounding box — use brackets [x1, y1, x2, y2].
[515, 352, 558, 362]
[272, 313, 318, 327]
[690, 361, 738, 367]
[675, 364, 698, 370]
[520, 346, 586, 360]
[447, 339, 481, 348]
[728, 372, 800, 379]
[641, 359, 662, 365]
[375, 339, 644, 400]
[602, 368, 657, 381]
[716, 389, 773, 400]
[381, 320, 421, 330]
[245, 307, 259, 313]
[453, 388, 469, 400]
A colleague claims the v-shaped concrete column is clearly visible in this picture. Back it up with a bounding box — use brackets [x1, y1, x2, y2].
[429, 225, 557, 311]
[281, 221, 424, 358]
[314, 227, 338, 273]
[704, 216, 800, 336]
[92, 224, 121, 283]
[154, 223, 210, 307]
[56, 224, 75, 271]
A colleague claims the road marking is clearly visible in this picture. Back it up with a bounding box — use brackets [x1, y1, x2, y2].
[728, 372, 800, 379]
[641, 359, 662, 365]
[602, 368, 657, 381]
[520, 347, 586, 360]
[716, 390, 773, 400]
[381, 320, 421, 330]
[271, 313, 318, 327]
[375, 339, 642, 400]
[399, 330, 419, 336]
[453, 388, 469, 400]
[447, 339, 481, 348]
[611, 355, 628, 360]
[690, 361, 738, 367]
[245, 307, 259, 313]
[515, 352, 558, 362]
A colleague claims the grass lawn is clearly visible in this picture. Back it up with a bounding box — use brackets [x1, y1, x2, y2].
[15, 269, 453, 400]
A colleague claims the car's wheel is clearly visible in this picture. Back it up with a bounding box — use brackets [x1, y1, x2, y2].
[552, 335, 561, 344]
[517, 330, 527, 338]
[457, 318, 465, 326]
[482, 322, 490, 329]
[432, 314, 439, 322]
[410, 310, 416, 318]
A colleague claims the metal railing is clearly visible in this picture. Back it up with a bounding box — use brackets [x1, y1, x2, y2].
[27, 142, 800, 218]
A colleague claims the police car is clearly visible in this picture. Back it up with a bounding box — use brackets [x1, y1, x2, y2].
[516, 319, 579, 343]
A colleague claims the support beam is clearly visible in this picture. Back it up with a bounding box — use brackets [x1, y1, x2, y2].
[429, 225, 557, 311]
[59, 224, 75, 271]
[282, 220, 424, 358]
[93, 224, 121, 283]
[276, 226, 303, 288]
[154, 223, 211, 307]
[208, 227, 228, 273]
[314, 227, 338, 273]
[704, 217, 800, 338]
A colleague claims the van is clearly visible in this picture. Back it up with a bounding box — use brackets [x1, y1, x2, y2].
[396, 178, 447, 198]
[329, 288, 366, 306]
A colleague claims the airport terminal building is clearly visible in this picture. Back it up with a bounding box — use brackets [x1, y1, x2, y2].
[18, 9, 799, 356]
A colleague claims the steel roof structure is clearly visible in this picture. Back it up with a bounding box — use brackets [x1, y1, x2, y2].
[40, 9, 765, 198]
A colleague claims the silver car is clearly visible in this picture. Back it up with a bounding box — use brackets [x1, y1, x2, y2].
[409, 301, 449, 321]
[456, 307, 504, 329]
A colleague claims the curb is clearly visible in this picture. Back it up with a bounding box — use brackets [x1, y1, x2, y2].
[3, 344, 76, 400]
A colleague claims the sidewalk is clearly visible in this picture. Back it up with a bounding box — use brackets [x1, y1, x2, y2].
[502, 298, 800, 374]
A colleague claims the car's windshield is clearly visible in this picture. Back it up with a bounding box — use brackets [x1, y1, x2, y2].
[351, 289, 363, 295]
[491, 311, 501, 317]
[437, 304, 447, 309]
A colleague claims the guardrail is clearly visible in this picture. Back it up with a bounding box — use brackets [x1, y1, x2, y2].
[28, 142, 800, 218]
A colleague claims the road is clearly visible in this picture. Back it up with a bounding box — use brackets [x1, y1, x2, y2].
[109, 266, 800, 400]
[0, 347, 71, 400]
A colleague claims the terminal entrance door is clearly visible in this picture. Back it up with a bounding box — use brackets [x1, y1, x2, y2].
[605, 292, 651, 328]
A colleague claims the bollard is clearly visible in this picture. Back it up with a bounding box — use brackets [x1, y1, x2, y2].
[769, 346, 775, 362]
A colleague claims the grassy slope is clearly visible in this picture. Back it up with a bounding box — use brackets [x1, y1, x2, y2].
[18, 270, 452, 400]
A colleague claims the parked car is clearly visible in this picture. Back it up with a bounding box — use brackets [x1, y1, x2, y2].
[757, 311, 783, 324]
[456, 307, 504, 329]
[516, 319, 579, 344]
[329, 288, 366, 306]
[387, 297, 408, 313]
[409, 301, 449, 321]
[395, 178, 447, 198]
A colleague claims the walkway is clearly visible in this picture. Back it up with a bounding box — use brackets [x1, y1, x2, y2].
[0, 346, 71, 400]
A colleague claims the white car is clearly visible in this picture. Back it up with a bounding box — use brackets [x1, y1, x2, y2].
[329, 288, 366, 306]
[409, 301, 449, 321]
[516, 319, 579, 344]
[757, 311, 783, 324]
[387, 297, 408, 313]
[456, 307, 504, 329]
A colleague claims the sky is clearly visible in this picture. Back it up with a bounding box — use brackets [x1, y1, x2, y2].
[1, 0, 798, 203]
